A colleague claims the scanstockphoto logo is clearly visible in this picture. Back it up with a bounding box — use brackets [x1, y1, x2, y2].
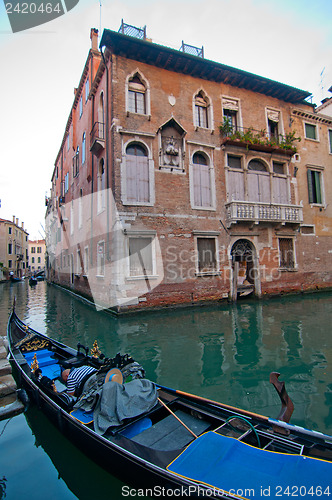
[3, 0, 79, 33]
[45, 189, 164, 311]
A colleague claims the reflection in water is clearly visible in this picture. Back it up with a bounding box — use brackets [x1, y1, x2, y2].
[1, 281, 332, 497]
[24, 406, 129, 500]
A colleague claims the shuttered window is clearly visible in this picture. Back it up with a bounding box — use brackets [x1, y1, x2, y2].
[329, 130, 332, 154]
[129, 237, 153, 276]
[97, 242, 105, 276]
[126, 144, 150, 204]
[247, 159, 270, 203]
[305, 123, 317, 140]
[279, 238, 294, 269]
[193, 153, 212, 208]
[307, 169, 322, 204]
[197, 238, 217, 272]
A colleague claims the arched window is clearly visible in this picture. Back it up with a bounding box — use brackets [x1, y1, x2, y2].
[128, 75, 146, 114]
[73, 146, 79, 177]
[82, 132, 86, 164]
[126, 143, 149, 203]
[247, 159, 270, 202]
[98, 93, 104, 139]
[194, 91, 209, 128]
[248, 159, 268, 172]
[97, 158, 105, 213]
[192, 152, 212, 208]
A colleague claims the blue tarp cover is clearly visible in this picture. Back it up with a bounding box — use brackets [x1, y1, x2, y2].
[23, 349, 61, 380]
[167, 431, 331, 498]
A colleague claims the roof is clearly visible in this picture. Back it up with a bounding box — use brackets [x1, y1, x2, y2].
[100, 29, 311, 104]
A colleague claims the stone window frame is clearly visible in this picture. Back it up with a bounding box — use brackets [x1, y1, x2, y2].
[120, 137, 155, 207]
[304, 121, 319, 142]
[193, 88, 214, 132]
[189, 148, 216, 211]
[277, 237, 297, 271]
[265, 107, 285, 142]
[306, 165, 325, 206]
[125, 230, 158, 281]
[221, 95, 243, 132]
[193, 230, 220, 277]
[125, 69, 151, 118]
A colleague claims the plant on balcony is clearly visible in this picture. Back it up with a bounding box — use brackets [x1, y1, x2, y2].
[219, 122, 301, 153]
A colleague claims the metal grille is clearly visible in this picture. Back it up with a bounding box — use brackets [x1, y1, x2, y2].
[279, 238, 294, 268]
[180, 41, 204, 58]
[118, 20, 146, 40]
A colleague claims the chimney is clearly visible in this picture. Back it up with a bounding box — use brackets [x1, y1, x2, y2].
[16, 218, 19, 226]
[90, 28, 99, 51]
[13, 215, 15, 223]
[22, 222, 24, 230]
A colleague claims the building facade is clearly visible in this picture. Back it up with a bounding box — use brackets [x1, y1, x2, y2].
[46, 23, 332, 313]
[0, 216, 29, 278]
[28, 239, 46, 274]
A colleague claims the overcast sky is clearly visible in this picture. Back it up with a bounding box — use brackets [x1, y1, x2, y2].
[0, 0, 331, 239]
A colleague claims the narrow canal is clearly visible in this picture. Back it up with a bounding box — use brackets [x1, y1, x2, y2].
[1, 281, 332, 499]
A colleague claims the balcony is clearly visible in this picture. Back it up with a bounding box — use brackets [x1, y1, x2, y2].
[220, 125, 300, 156]
[225, 201, 303, 227]
[90, 121, 105, 156]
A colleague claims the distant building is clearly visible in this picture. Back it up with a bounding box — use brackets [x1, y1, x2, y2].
[0, 216, 29, 278]
[46, 23, 332, 313]
[28, 239, 46, 274]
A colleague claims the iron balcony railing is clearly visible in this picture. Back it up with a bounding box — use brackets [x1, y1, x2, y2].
[90, 121, 105, 144]
[225, 200, 303, 228]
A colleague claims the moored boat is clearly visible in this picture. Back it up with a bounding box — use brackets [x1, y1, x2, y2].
[29, 276, 37, 286]
[7, 304, 332, 498]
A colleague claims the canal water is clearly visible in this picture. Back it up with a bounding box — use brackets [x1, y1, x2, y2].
[1, 281, 332, 499]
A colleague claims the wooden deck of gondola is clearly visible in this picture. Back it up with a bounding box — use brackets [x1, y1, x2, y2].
[0, 335, 24, 420]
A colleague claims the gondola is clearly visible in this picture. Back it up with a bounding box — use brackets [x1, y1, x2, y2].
[7, 305, 332, 498]
[29, 276, 38, 286]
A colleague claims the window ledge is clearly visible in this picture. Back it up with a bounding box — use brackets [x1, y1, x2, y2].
[191, 205, 216, 212]
[278, 267, 297, 272]
[96, 274, 104, 279]
[126, 275, 159, 281]
[196, 271, 221, 277]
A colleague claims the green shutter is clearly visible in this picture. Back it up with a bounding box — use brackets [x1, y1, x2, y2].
[307, 169, 314, 203]
[314, 171, 322, 204]
[329, 130, 332, 154]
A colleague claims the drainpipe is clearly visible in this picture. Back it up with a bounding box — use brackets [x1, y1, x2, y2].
[101, 46, 110, 261]
[90, 52, 95, 270]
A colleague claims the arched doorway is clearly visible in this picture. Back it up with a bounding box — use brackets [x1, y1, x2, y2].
[230, 239, 260, 300]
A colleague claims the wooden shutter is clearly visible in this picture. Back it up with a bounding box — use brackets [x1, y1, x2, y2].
[307, 170, 314, 203]
[126, 156, 137, 202]
[258, 173, 270, 203]
[248, 172, 270, 202]
[273, 177, 289, 204]
[137, 156, 149, 202]
[129, 237, 152, 276]
[228, 170, 244, 200]
[314, 171, 322, 204]
[193, 163, 211, 207]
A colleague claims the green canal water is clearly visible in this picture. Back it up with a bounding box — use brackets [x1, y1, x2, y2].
[0, 281, 332, 499]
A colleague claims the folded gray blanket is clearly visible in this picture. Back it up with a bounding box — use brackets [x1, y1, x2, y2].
[93, 379, 157, 434]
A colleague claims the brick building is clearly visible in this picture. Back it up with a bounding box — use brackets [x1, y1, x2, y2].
[46, 23, 332, 313]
